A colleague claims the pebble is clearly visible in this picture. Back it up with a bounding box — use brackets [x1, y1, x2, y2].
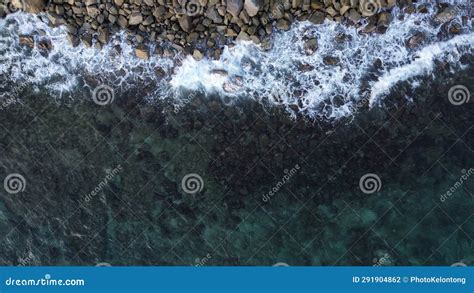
[6, 0, 435, 60]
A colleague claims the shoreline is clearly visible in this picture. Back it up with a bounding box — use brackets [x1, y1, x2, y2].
[0, 1, 473, 267]
[0, 0, 471, 120]
[1, 0, 457, 60]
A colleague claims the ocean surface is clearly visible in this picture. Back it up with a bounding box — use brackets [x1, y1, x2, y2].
[0, 0, 473, 265]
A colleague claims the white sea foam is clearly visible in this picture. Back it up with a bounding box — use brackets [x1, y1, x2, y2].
[370, 33, 474, 106]
[0, 0, 472, 118]
[172, 1, 473, 118]
[0, 13, 175, 100]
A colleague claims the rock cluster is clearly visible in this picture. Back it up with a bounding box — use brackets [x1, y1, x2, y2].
[0, 0, 400, 59]
[0, 0, 459, 60]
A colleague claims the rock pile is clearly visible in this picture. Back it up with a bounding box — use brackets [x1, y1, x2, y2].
[0, 0, 461, 60]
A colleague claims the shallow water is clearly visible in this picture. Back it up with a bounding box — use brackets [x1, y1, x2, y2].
[0, 2, 473, 266]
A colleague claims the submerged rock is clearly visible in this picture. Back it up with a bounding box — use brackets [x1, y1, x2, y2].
[210, 69, 229, 77]
[297, 62, 315, 72]
[135, 46, 149, 60]
[407, 32, 425, 48]
[223, 76, 244, 92]
[435, 6, 457, 24]
[19, 35, 34, 48]
[303, 38, 318, 55]
[37, 37, 53, 51]
[323, 56, 340, 66]
[449, 23, 462, 35]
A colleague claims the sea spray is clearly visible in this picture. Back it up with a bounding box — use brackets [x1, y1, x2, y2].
[173, 1, 473, 118]
[0, 0, 472, 119]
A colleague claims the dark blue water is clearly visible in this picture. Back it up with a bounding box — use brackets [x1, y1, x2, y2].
[0, 6, 473, 266]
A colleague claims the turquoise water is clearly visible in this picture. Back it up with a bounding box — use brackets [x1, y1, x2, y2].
[0, 3, 473, 266]
[0, 62, 472, 265]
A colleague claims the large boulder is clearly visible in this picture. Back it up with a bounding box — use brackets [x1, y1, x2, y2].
[135, 46, 149, 60]
[178, 15, 192, 32]
[205, 6, 223, 23]
[47, 13, 66, 26]
[309, 11, 326, 24]
[434, 6, 456, 24]
[19, 35, 34, 48]
[244, 0, 263, 17]
[407, 32, 425, 48]
[12, 0, 48, 13]
[226, 0, 243, 17]
[303, 38, 318, 55]
[276, 19, 291, 30]
[128, 12, 143, 26]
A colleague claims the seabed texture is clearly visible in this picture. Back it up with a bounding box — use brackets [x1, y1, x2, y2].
[0, 1, 473, 266]
[0, 63, 473, 266]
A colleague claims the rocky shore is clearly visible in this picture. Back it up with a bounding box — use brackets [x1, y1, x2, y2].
[0, 0, 467, 60]
[1, 0, 399, 60]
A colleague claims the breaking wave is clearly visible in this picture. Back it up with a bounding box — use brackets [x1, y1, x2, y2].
[0, 0, 472, 119]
